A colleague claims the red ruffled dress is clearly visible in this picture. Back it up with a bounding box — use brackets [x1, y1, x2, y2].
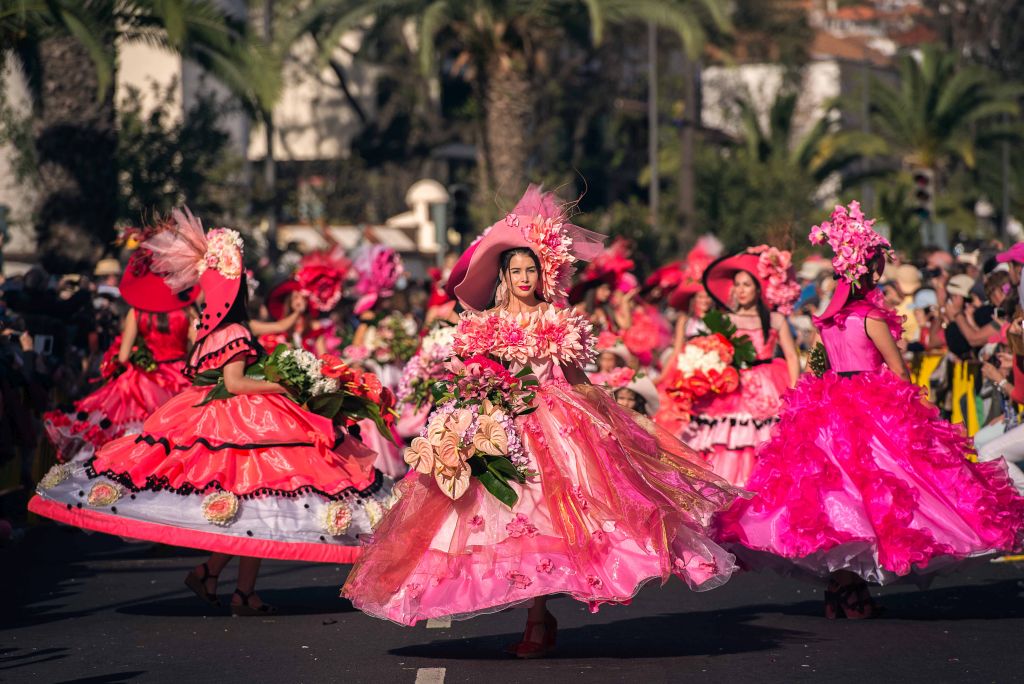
[716, 298, 1024, 583]
[681, 313, 790, 487]
[29, 324, 395, 563]
[44, 309, 194, 461]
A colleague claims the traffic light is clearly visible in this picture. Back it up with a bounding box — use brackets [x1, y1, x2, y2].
[450, 184, 471, 236]
[912, 168, 934, 221]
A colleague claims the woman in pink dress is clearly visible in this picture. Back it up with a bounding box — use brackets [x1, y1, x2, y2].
[30, 209, 393, 616]
[44, 231, 199, 461]
[342, 186, 742, 657]
[717, 202, 1024, 618]
[680, 248, 801, 486]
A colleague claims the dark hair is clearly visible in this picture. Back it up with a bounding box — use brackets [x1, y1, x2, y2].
[847, 251, 886, 302]
[736, 270, 772, 343]
[614, 387, 648, 416]
[138, 310, 171, 334]
[491, 248, 544, 307]
[221, 273, 252, 327]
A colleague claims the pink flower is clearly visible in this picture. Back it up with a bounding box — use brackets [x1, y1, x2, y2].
[505, 570, 533, 590]
[505, 513, 539, 538]
[536, 558, 553, 573]
[468, 515, 484, 531]
[809, 201, 892, 287]
[586, 575, 604, 590]
[405, 583, 423, 599]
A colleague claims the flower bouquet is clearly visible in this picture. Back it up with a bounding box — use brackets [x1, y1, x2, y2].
[96, 335, 157, 382]
[404, 354, 538, 507]
[194, 345, 398, 443]
[396, 324, 456, 409]
[346, 313, 419, 365]
[662, 310, 755, 422]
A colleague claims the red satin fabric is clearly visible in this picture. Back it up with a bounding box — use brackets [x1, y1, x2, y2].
[137, 309, 191, 361]
[92, 386, 378, 496]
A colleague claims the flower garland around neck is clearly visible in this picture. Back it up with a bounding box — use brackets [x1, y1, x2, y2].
[506, 211, 576, 307]
[453, 306, 596, 369]
[809, 200, 892, 287]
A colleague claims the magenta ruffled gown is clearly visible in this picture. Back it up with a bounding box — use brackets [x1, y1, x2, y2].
[717, 300, 1024, 583]
[343, 307, 742, 625]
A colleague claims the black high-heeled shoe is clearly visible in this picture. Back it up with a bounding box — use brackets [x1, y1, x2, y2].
[184, 562, 221, 607]
[231, 589, 277, 617]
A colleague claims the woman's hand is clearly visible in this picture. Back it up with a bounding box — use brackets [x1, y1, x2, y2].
[981, 361, 1007, 383]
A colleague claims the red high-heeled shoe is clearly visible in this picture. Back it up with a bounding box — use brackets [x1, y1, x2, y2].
[507, 611, 557, 659]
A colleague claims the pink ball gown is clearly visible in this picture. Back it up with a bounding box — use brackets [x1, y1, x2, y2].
[44, 309, 194, 461]
[681, 312, 790, 487]
[30, 324, 394, 564]
[342, 307, 742, 626]
[717, 297, 1024, 583]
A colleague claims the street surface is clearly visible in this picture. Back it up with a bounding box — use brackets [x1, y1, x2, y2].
[2, 525, 1022, 683]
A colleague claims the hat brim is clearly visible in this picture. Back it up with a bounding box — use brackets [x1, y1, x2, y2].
[120, 261, 198, 313]
[195, 270, 242, 341]
[451, 222, 531, 311]
[702, 253, 768, 310]
[267, 280, 301, 320]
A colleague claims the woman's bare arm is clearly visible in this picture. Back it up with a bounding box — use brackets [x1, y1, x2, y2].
[866, 316, 910, 381]
[117, 309, 138, 363]
[222, 357, 287, 395]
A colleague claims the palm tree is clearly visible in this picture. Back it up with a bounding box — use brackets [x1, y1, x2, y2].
[2, 1, 280, 269]
[281, 0, 728, 201]
[831, 44, 1022, 192]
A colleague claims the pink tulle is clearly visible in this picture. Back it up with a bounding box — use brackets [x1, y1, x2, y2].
[717, 369, 1024, 581]
[342, 382, 742, 625]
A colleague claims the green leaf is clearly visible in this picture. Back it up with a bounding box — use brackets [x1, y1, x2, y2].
[193, 381, 233, 407]
[307, 393, 345, 419]
[486, 456, 525, 483]
[477, 471, 519, 508]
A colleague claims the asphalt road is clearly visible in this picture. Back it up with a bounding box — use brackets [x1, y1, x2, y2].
[2, 525, 1023, 684]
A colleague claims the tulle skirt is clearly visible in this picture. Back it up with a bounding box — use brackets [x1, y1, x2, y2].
[342, 382, 743, 626]
[44, 361, 190, 461]
[716, 369, 1024, 584]
[30, 387, 395, 563]
[682, 359, 790, 487]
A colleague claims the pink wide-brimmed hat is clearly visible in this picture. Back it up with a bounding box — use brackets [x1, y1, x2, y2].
[703, 246, 799, 315]
[448, 185, 606, 312]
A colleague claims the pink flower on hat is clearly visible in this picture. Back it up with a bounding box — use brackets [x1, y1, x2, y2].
[809, 201, 893, 286]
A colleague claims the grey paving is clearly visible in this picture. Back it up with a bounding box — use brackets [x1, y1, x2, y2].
[2, 526, 1022, 683]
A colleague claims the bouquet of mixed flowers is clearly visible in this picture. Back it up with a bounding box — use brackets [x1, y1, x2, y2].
[663, 310, 755, 420]
[345, 313, 418, 365]
[404, 354, 538, 507]
[96, 335, 157, 382]
[195, 345, 397, 442]
[396, 324, 456, 409]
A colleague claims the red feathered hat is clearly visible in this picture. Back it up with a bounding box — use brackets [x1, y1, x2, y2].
[119, 245, 199, 313]
[142, 208, 245, 342]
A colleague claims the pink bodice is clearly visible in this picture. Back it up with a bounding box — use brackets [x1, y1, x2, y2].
[185, 323, 260, 376]
[820, 313, 885, 372]
[137, 309, 190, 361]
[731, 314, 778, 361]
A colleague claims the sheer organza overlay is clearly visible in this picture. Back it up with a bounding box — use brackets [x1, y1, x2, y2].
[343, 307, 744, 625]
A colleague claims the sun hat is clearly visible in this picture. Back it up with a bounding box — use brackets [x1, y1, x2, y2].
[946, 274, 975, 298]
[448, 185, 605, 312]
[703, 246, 799, 314]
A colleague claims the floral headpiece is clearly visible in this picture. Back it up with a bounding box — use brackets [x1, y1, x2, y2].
[296, 249, 351, 313]
[809, 201, 893, 287]
[580, 237, 636, 291]
[505, 186, 603, 308]
[143, 208, 243, 292]
[353, 245, 404, 314]
[748, 245, 800, 315]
